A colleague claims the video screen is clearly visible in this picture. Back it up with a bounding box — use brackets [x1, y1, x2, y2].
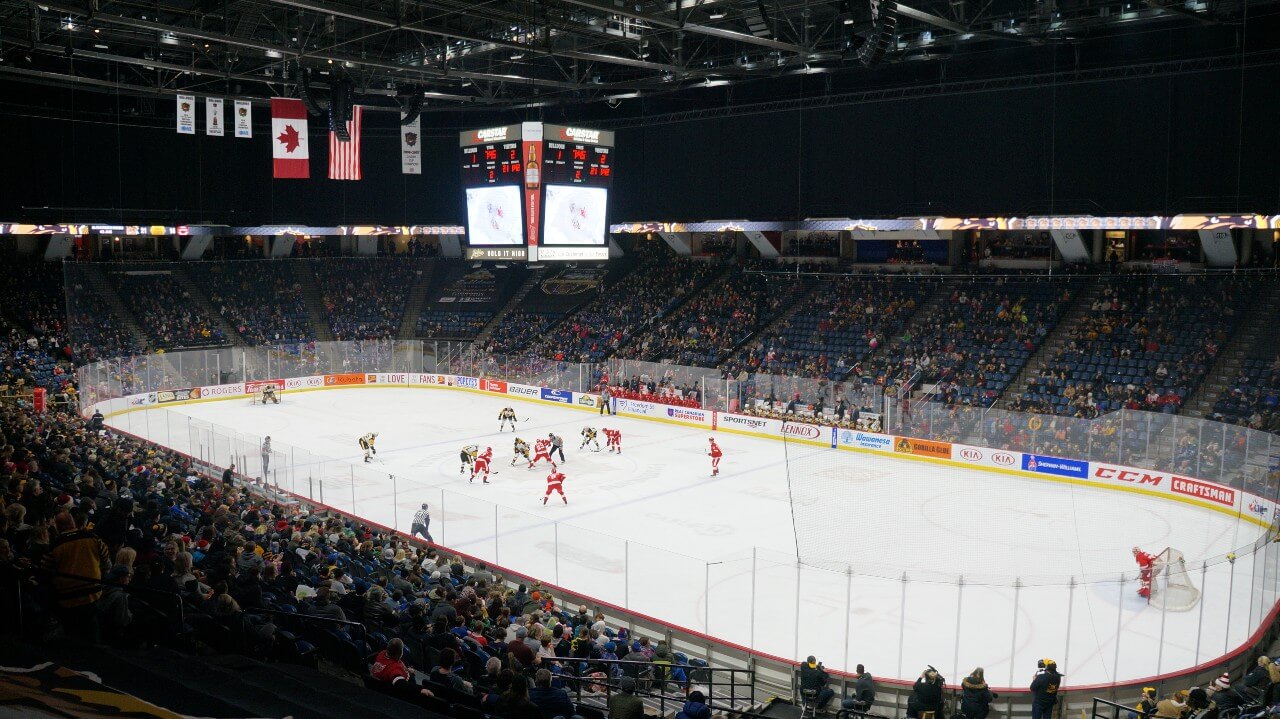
[465, 185, 524, 246]
[542, 184, 608, 246]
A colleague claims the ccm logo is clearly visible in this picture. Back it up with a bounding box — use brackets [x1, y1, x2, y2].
[960, 449, 982, 461]
[992, 453, 1016, 466]
[1094, 467, 1163, 485]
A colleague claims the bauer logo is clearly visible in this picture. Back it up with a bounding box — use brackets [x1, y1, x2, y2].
[509, 384, 540, 398]
[540, 388, 572, 403]
[666, 407, 706, 423]
[455, 376, 480, 390]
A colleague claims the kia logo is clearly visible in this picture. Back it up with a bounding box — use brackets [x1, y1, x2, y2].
[960, 449, 982, 461]
[993, 453, 1015, 466]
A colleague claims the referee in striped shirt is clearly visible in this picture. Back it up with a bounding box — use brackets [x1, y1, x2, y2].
[411, 503, 433, 543]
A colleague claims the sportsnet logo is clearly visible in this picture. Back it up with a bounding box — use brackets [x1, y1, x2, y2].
[721, 414, 769, 431]
[666, 407, 706, 423]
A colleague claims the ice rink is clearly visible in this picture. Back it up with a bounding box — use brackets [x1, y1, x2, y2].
[108, 386, 1277, 687]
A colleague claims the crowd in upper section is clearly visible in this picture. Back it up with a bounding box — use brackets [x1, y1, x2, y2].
[2, 245, 1279, 431]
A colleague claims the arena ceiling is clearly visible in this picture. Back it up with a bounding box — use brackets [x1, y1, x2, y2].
[0, 0, 1274, 119]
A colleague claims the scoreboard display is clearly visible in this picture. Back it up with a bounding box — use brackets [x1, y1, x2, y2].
[460, 122, 615, 261]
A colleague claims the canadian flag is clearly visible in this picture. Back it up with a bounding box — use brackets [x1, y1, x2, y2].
[271, 98, 310, 179]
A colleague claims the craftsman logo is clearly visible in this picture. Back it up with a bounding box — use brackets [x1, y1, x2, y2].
[562, 127, 601, 143]
[1171, 477, 1235, 507]
[475, 126, 509, 142]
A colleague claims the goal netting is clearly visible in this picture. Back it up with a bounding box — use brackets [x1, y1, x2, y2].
[250, 387, 283, 405]
[1150, 547, 1201, 612]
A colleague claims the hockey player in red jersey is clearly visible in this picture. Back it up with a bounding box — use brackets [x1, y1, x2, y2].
[528, 438, 553, 469]
[543, 464, 567, 505]
[604, 428, 621, 453]
[471, 446, 494, 484]
[1133, 546, 1156, 599]
[708, 437, 723, 476]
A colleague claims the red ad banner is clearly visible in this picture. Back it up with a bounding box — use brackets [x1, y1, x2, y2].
[324, 373, 366, 386]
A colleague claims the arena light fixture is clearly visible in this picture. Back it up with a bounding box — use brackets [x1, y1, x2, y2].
[709, 9, 728, 18]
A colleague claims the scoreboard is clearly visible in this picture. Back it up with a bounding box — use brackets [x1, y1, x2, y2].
[460, 122, 615, 261]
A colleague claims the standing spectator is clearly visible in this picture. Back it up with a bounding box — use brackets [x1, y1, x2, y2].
[908, 667, 945, 719]
[42, 511, 110, 641]
[801, 656, 835, 714]
[411, 503, 433, 542]
[1030, 660, 1061, 719]
[529, 668, 575, 719]
[260, 437, 272, 477]
[960, 668, 995, 719]
[221, 463, 236, 488]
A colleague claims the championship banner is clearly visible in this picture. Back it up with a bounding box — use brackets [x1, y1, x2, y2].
[401, 112, 422, 174]
[521, 121, 543, 260]
[176, 94, 196, 135]
[206, 97, 224, 136]
[234, 100, 252, 138]
[271, 98, 310, 179]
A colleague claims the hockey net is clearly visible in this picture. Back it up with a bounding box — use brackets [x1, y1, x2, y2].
[1150, 547, 1200, 611]
[250, 387, 283, 405]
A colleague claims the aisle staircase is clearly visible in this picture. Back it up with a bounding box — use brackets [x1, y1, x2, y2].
[472, 268, 543, 346]
[76, 264, 151, 350]
[858, 280, 952, 371]
[994, 276, 1103, 408]
[396, 260, 434, 339]
[291, 261, 336, 342]
[1183, 280, 1280, 419]
[171, 265, 249, 346]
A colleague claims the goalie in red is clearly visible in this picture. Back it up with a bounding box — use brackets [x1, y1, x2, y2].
[471, 446, 494, 484]
[604, 428, 621, 453]
[1133, 546, 1157, 599]
[528, 438, 553, 469]
[708, 437, 723, 476]
[543, 464, 567, 505]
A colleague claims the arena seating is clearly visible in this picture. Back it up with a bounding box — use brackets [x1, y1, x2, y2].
[724, 273, 939, 381]
[111, 272, 228, 348]
[417, 264, 526, 341]
[188, 261, 315, 345]
[1011, 274, 1243, 417]
[1209, 355, 1280, 432]
[867, 275, 1074, 407]
[528, 244, 720, 362]
[314, 258, 422, 340]
[482, 268, 611, 354]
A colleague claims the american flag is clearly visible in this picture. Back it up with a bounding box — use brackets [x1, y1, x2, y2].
[328, 105, 363, 181]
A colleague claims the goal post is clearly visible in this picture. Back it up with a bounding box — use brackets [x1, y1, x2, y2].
[1149, 547, 1200, 612]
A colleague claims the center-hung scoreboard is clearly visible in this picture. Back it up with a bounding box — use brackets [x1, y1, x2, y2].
[460, 122, 614, 261]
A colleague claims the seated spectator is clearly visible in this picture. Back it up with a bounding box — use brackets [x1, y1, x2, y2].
[801, 655, 835, 714]
[371, 637, 435, 699]
[430, 647, 475, 696]
[676, 690, 711, 719]
[608, 676, 647, 719]
[496, 672, 542, 719]
[529, 668, 575, 719]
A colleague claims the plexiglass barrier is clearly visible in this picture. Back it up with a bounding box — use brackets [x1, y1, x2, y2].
[81, 342, 1280, 687]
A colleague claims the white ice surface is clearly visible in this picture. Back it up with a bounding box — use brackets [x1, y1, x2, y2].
[110, 387, 1279, 687]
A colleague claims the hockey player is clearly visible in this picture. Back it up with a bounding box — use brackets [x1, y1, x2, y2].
[471, 447, 494, 484]
[511, 437, 531, 466]
[359, 432, 378, 463]
[603, 428, 621, 453]
[708, 437, 723, 476]
[1133, 546, 1157, 599]
[498, 407, 518, 432]
[549, 432, 566, 463]
[261, 385, 280, 404]
[528, 438, 553, 469]
[460, 444, 479, 474]
[580, 427, 600, 452]
[543, 464, 567, 505]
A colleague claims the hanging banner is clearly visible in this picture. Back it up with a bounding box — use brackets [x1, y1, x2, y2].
[234, 100, 252, 138]
[176, 94, 196, 135]
[206, 97, 224, 136]
[521, 121, 543, 261]
[401, 112, 422, 175]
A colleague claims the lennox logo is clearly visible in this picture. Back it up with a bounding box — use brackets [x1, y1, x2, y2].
[562, 127, 601, 143]
[475, 127, 509, 142]
[781, 423, 821, 440]
[993, 452, 1016, 466]
[960, 448, 983, 462]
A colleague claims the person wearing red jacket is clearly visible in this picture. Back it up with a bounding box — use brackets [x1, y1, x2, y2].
[1133, 547, 1156, 599]
[708, 438, 723, 477]
[544, 466, 567, 505]
[370, 638, 434, 698]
